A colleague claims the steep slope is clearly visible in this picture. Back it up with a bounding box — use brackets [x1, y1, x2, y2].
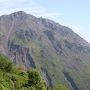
[0, 11, 90, 90]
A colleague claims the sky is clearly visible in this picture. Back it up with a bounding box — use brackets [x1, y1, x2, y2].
[0, 0, 90, 43]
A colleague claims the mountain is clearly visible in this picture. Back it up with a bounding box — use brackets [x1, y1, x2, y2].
[0, 11, 90, 90]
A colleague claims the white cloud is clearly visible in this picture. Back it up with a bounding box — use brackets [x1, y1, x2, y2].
[0, 0, 63, 19]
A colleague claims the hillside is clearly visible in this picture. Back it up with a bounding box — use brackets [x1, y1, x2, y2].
[0, 54, 46, 90]
[0, 11, 90, 90]
[0, 54, 69, 90]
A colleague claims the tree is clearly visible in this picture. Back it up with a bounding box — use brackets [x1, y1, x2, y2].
[27, 68, 47, 90]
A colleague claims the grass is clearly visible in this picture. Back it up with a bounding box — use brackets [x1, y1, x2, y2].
[8, 33, 90, 90]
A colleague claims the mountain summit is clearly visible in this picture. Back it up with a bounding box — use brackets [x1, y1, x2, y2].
[0, 11, 90, 90]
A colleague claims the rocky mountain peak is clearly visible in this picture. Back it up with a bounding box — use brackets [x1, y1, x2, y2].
[0, 11, 90, 89]
[9, 11, 28, 20]
[12, 11, 27, 15]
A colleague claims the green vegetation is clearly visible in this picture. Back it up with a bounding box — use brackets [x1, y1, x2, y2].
[0, 54, 68, 90]
[52, 84, 69, 90]
[0, 54, 46, 90]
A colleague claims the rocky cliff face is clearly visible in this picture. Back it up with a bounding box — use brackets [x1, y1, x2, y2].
[0, 11, 90, 90]
[8, 41, 36, 69]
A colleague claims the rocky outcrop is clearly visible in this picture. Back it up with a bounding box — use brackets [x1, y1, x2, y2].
[41, 67, 53, 87]
[63, 70, 79, 90]
[15, 29, 37, 41]
[8, 41, 36, 70]
[64, 40, 90, 53]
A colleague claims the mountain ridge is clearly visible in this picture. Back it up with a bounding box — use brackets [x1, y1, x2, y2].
[0, 11, 90, 90]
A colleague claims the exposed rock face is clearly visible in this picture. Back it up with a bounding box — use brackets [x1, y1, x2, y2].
[0, 11, 90, 89]
[63, 70, 79, 90]
[8, 41, 36, 70]
[41, 67, 53, 87]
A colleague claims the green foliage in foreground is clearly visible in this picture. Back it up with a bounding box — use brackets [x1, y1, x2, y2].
[0, 54, 69, 90]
